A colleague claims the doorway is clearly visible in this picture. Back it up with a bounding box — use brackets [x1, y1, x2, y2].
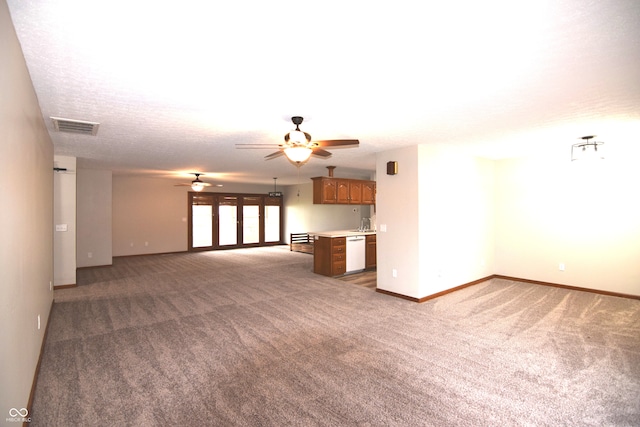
[188, 192, 283, 251]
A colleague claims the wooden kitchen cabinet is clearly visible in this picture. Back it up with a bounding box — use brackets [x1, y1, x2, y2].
[312, 177, 338, 204]
[336, 179, 362, 204]
[349, 180, 362, 204]
[313, 236, 346, 276]
[336, 179, 350, 204]
[362, 181, 376, 205]
[312, 177, 375, 205]
[365, 234, 377, 269]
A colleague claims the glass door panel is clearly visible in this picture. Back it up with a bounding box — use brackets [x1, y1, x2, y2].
[192, 205, 213, 247]
[243, 205, 260, 244]
[264, 205, 280, 242]
[218, 197, 238, 246]
[242, 197, 260, 245]
[190, 193, 215, 250]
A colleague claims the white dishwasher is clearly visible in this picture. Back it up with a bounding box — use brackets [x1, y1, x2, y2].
[346, 235, 366, 273]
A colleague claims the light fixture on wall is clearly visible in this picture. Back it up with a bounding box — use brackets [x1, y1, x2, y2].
[572, 135, 604, 161]
[387, 161, 398, 175]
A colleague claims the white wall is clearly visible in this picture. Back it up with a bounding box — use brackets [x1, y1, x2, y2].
[376, 145, 495, 299]
[113, 176, 193, 256]
[416, 146, 495, 296]
[0, 0, 54, 418]
[375, 146, 422, 297]
[495, 155, 640, 295]
[77, 169, 112, 267]
[377, 141, 640, 299]
[53, 156, 76, 285]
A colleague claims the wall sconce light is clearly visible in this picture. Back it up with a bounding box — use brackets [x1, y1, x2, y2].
[572, 136, 604, 161]
[387, 161, 398, 175]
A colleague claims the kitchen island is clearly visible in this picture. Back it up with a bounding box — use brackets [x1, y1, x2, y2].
[310, 230, 376, 277]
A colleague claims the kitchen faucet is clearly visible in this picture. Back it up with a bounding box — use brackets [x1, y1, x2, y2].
[357, 217, 371, 232]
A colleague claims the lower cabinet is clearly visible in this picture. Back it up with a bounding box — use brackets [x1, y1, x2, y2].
[365, 234, 376, 269]
[313, 236, 346, 276]
[313, 234, 376, 277]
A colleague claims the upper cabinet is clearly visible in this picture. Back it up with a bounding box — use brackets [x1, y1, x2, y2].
[362, 181, 376, 204]
[316, 178, 338, 204]
[312, 177, 375, 205]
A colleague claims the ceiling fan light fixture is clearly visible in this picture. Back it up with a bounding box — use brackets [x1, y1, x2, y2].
[287, 129, 308, 145]
[191, 173, 205, 191]
[236, 116, 359, 164]
[284, 146, 313, 163]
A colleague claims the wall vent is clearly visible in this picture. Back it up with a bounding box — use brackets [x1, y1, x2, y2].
[51, 117, 100, 136]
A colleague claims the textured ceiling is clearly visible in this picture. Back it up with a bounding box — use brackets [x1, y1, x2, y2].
[7, 0, 640, 185]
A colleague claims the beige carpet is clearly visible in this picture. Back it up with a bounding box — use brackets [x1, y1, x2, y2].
[32, 246, 640, 426]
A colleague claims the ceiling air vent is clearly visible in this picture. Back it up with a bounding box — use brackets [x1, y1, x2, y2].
[51, 117, 100, 136]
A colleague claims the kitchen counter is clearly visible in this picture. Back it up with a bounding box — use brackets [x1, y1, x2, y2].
[312, 231, 377, 277]
[310, 230, 376, 238]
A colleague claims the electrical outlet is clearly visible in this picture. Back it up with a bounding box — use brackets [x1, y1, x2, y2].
[559, 263, 565, 271]
[37, 315, 41, 330]
[392, 269, 398, 278]
[49, 281, 52, 291]
[88, 252, 93, 258]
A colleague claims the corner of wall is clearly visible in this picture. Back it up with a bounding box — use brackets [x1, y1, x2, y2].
[53, 156, 77, 285]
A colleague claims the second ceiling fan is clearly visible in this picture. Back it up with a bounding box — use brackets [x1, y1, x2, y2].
[174, 173, 221, 192]
[236, 116, 359, 164]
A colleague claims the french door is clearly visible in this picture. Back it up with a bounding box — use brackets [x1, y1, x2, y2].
[188, 193, 283, 251]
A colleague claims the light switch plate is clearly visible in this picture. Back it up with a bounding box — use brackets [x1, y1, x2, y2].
[55, 224, 67, 232]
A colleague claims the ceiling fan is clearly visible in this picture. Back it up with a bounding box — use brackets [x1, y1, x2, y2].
[236, 116, 359, 164]
[174, 173, 216, 192]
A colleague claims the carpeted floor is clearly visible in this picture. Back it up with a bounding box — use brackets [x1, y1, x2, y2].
[32, 246, 640, 426]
